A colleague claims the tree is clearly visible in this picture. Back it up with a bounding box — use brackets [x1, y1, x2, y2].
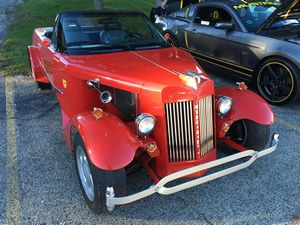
[95, 0, 103, 9]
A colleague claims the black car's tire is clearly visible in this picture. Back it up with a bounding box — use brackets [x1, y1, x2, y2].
[73, 132, 127, 214]
[37, 81, 52, 90]
[256, 57, 300, 105]
[226, 120, 270, 151]
[165, 32, 177, 46]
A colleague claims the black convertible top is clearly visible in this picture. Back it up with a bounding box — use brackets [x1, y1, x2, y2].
[59, 10, 145, 16]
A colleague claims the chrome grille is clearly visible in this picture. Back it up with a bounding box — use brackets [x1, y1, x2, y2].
[198, 96, 214, 157]
[165, 101, 194, 162]
[165, 96, 214, 162]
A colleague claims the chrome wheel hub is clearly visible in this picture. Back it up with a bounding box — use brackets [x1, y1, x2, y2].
[76, 146, 95, 201]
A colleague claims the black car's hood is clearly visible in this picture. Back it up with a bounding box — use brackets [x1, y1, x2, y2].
[257, 0, 300, 32]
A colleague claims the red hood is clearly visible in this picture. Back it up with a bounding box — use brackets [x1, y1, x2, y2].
[62, 47, 210, 94]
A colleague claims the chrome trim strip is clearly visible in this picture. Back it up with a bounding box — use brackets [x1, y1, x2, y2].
[106, 134, 279, 211]
[39, 61, 63, 95]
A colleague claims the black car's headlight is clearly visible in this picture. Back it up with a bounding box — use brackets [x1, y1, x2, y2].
[135, 113, 156, 135]
[217, 96, 233, 116]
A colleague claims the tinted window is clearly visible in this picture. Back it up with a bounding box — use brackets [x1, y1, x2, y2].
[233, 2, 279, 31]
[195, 7, 232, 26]
[170, 6, 189, 18]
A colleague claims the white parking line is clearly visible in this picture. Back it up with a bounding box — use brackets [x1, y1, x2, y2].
[5, 77, 20, 225]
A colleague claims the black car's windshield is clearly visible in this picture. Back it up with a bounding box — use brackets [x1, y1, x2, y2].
[233, 2, 280, 32]
[60, 12, 169, 54]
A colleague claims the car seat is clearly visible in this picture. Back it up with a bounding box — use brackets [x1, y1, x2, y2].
[63, 18, 90, 45]
[99, 21, 128, 44]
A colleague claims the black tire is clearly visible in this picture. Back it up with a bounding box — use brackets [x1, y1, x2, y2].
[37, 81, 52, 90]
[256, 57, 300, 105]
[73, 132, 127, 214]
[226, 120, 270, 150]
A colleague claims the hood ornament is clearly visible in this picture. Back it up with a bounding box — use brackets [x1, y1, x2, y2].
[175, 70, 208, 90]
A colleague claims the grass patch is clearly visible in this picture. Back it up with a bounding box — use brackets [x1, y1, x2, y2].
[0, 0, 153, 76]
[103, 0, 153, 13]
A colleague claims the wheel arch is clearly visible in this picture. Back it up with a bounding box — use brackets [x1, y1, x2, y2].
[70, 111, 140, 171]
[215, 86, 275, 139]
[254, 55, 300, 77]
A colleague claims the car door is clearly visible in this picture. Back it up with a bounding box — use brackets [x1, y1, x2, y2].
[39, 15, 66, 97]
[40, 16, 58, 83]
[183, 5, 252, 77]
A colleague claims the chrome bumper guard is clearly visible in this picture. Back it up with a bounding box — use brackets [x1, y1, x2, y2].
[106, 134, 279, 211]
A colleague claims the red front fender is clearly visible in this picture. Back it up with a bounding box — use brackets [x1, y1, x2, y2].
[71, 112, 140, 170]
[215, 87, 275, 138]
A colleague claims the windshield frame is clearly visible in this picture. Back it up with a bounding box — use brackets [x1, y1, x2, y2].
[56, 11, 170, 55]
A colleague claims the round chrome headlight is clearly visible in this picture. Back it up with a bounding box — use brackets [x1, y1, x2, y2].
[217, 96, 233, 115]
[135, 113, 156, 135]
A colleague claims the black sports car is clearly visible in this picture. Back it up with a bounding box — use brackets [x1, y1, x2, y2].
[155, 0, 300, 105]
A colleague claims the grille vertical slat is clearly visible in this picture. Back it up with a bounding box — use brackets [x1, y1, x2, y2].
[165, 96, 214, 162]
[188, 101, 195, 159]
[176, 102, 181, 162]
[183, 102, 189, 160]
[165, 103, 172, 162]
[165, 101, 194, 162]
[173, 103, 179, 161]
[199, 96, 214, 157]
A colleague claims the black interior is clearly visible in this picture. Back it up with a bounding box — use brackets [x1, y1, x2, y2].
[61, 17, 131, 46]
[195, 7, 232, 26]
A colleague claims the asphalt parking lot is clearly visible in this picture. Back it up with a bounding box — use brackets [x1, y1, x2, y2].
[0, 73, 300, 225]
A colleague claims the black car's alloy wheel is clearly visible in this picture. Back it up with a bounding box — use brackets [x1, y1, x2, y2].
[256, 59, 300, 105]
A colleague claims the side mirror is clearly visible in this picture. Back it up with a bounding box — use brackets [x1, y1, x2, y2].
[215, 22, 235, 30]
[164, 33, 171, 42]
[42, 38, 51, 47]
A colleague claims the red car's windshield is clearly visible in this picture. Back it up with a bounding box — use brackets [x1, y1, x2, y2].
[60, 13, 169, 54]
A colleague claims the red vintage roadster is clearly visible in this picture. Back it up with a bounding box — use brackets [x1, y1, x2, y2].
[28, 11, 279, 214]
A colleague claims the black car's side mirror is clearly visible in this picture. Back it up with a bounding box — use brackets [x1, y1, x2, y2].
[215, 22, 235, 30]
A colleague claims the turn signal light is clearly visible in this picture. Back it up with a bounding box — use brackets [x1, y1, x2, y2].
[223, 123, 231, 133]
[93, 108, 104, 120]
[236, 82, 248, 91]
[146, 143, 157, 153]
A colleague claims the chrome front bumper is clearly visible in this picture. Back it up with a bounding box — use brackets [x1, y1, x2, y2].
[106, 134, 279, 211]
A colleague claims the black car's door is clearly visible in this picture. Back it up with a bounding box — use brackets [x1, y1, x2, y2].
[183, 5, 253, 78]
